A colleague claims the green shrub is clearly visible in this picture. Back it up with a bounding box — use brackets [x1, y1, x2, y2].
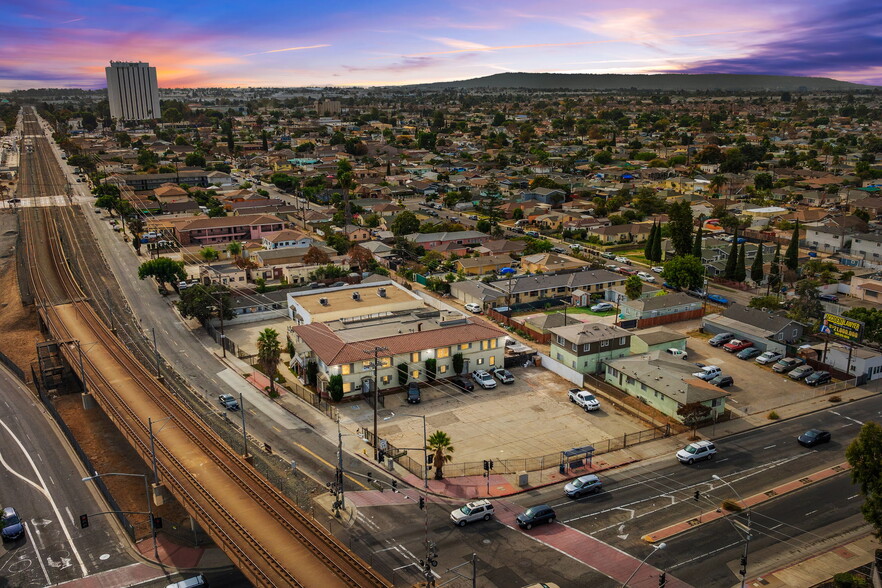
[829, 395, 842, 403]
[768, 411, 780, 420]
[721, 499, 743, 512]
[397, 362, 409, 386]
[452, 353, 464, 375]
[328, 375, 344, 402]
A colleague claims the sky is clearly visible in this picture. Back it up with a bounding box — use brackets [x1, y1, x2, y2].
[2, 0, 881, 91]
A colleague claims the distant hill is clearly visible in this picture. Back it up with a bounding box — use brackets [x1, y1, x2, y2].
[412, 73, 873, 92]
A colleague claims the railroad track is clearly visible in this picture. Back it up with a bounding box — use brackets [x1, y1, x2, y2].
[19, 108, 388, 588]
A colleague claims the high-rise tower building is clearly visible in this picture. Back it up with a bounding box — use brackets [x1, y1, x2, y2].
[105, 61, 161, 121]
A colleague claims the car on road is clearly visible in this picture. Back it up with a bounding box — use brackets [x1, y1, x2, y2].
[650, 266, 664, 273]
[788, 365, 815, 381]
[564, 474, 603, 498]
[614, 256, 632, 265]
[756, 351, 783, 365]
[818, 294, 839, 302]
[590, 302, 614, 313]
[1, 507, 24, 542]
[468, 215, 478, 220]
[406, 382, 421, 404]
[450, 376, 474, 392]
[665, 348, 688, 360]
[464, 302, 482, 313]
[736, 347, 762, 360]
[805, 371, 831, 386]
[450, 499, 495, 526]
[516, 504, 556, 529]
[798, 429, 831, 447]
[709, 375, 734, 388]
[708, 332, 735, 347]
[723, 339, 753, 353]
[472, 370, 497, 389]
[218, 394, 240, 410]
[619, 268, 638, 276]
[568, 388, 600, 411]
[773, 357, 805, 374]
[491, 368, 514, 384]
[604, 264, 620, 272]
[525, 230, 540, 238]
[637, 271, 656, 282]
[551, 246, 566, 254]
[600, 252, 616, 259]
[676, 440, 717, 464]
[707, 294, 729, 305]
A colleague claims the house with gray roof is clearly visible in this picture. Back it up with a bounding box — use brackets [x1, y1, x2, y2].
[701, 303, 806, 354]
[487, 269, 624, 308]
[549, 322, 632, 375]
[619, 292, 704, 327]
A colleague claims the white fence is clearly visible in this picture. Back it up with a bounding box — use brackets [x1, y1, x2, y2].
[538, 353, 585, 387]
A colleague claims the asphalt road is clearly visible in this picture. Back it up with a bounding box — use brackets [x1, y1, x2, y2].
[0, 365, 136, 587]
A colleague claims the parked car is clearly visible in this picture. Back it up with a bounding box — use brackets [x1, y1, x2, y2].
[662, 282, 680, 291]
[218, 394, 240, 411]
[805, 371, 831, 386]
[491, 368, 514, 384]
[676, 440, 717, 464]
[619, 268, 638, 276]
[723, 339, 753, 353]
[568, 388, 600, 411]
[464, 303, 482, 313]
[665, 348, 688, 360]
[692, 365, 722, 381]
[605, 264, 620, 272]
[450, 376, 474, 392]
[798, 429, 831, 447]
[818, 294, 839, 302]
[708, 332, 735, 347]
[564, 474, 603, 498]
[637, 271, 656, 282]
[650, 266, 664, 273]
[0, 507, 24, 541]
[707, 294, 729, 305]
[614, 256, 632, 265]
[788, 365, 815, 381]
[472, 370, 497, 389]
[600, 252, 616, 260]
[590, 302, 614, 313]
[551, 246, 566, 254]
[736, 347, 762, 360]
[525, 230, 540, 238]
[450, 499, 495, 526]
[468, 215, 478, 220]
[709, 375, 734, 388]
[686, 288, 707, 299]
[406, 382, 421, 404]
[756, 351, 784, 365]
[773, 357, 805, 373]
[516, 504, 556, 529]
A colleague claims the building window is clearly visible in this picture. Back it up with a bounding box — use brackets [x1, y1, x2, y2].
[477, 358, 484, 365]
[601, 340, 610, 348]
[439, 364, 448, 374]
[411, 352, 420, 363]
[459, 343, 471, 350]
[626, 376, 635, 385]
[381, 357, 392, 368]
[381, 375, 391, 385]
[343, 382, 353, 393]
[583, 344, 591, 352]
[556, 353, 562, 361]
[341, 364, 352, 375]
[437, 347, 450, 359]
[571, 342, 577, 351]
[411, 369, 420, 379]
[481, 339, 499, 351]
[556, 335, 565, 346]
[619, 337, 626, 345]
[489, 356, 495, 366]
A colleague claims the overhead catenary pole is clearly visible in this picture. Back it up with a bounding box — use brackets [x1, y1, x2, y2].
[76, 340, 87, 394]
[372, 345, 388, 461]
[151, 327, 161, 378]
[240, 392, 247, 458]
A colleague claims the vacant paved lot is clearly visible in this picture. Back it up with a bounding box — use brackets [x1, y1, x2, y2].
[338, 365, 648, 466]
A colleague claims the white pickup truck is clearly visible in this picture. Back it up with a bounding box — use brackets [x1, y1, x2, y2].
[568, 388, 600, 411]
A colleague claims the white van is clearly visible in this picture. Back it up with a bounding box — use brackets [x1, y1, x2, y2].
[692, 366, 721, 381]
[166, 575, 207, 588]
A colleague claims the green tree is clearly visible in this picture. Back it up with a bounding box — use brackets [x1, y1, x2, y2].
[692, 225, 703, 258]
[734, 243, 747, 282]
[644, 223, 657, 261]
[227, 241, 243, 261]
[845, 422, 882, 540]
[397, 362, 408, 386]
[427, 430, 454, 480]
[185, 152, 206, 168]
[723, 231, 739, 280]
[662, 255, 705, 290]
[524, 239, 553, 254]
[137, 257, 185, 291]
[137, 148, 159, 168]
[668, 201, 694, 257]
[750, 244, 764, 283]
[843, 307, 882, 344]
[625, 275, 644, 300]
[748, 295, 783, 311]
[257, 328, 282, 397]
[854, 209, 871, 223]
[785, 221, 800, 271]
[476, 219, 491, 233]
[452, 353, 464, 375]
[199, 246, 219, 266]
[328, 375, 344, 402]
[651, 223, 663, 263]
[787, 279, 824, 323]
[677, 402, 712, 438]
[769, 243, 782, 288]
[390, 210, 420, 236]
[177, 284, 234, 323]
[95, 192, 121, 217]
[512, 208, 524, 221]
[754, 173, 773, 191]
[128, 217, 145, 254]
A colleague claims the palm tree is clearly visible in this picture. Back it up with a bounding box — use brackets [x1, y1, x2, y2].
[199, 246, 219, 266]
[427, 430, 454, 480]
[257, 328, 282, 396]
[227, 241, 243, 262]
[709, 175, 728, 196]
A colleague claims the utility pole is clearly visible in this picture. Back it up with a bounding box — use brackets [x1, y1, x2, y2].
[76, 340, 87, 394]
[239, 392, 247, 458]
[371, 346, 388, 461]
[151, 328, 161, 379]
[336, 418, 345, 513]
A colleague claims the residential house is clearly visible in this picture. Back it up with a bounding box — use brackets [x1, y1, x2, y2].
[549, 322, 632, 375]
[405, 230, 490, 250]
[118, 170, 209, 190]
[449, 280, 507, 310]
[456, 254, 514, 276]
[585, 223, 652, 244]
[804, 225, 861, 253]
[619, 292, 704, 328]
[850, 274, 882, 302]
[343, 225, 372, 243]
[629, 327, 688, 355]
[250, 245, 338, 267]
[175, 214, 286, 246]
[520, 253, 587, 274]
[261, 229, 315, 250]
[606, 283, 662, 305]
[199, 263, 248, 287]
[603, 352, 727, 421]
[701, 304, 806, 355]
[810, 342, 882, 382]
[521, 187, 566, 205]
[523, 312, 582, 336]
[473, 239, 527, 257]
[850, 233, 882, 264]
[485, 269, 625, 308]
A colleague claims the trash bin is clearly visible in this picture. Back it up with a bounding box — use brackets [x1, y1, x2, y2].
[518, 471, 529, 487]
[559, 464, 566, 475]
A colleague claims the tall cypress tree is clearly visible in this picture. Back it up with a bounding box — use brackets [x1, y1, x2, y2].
[734, 242, 747, 282]
[644, 223, 657, 261]
[692, 224, 703, 258]
[669, 201, 693, 257]
[750, 243, 764, 283]
[785, 220, 800, 271]
[769, 243, 781, 287]
[723, 229, 739, 279]
[652, 223, 663, 262]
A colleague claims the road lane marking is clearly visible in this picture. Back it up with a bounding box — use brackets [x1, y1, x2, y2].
[272, 426, 281, 433]
[804, 510, 817, 516]
[763, 445, 776, 449]
[291, 442, 369, 490]
[848, 494, 859, 500]
[25, 522, 52, 586]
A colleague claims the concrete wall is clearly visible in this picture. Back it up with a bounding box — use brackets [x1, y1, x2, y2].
[539, 353, 584, 387]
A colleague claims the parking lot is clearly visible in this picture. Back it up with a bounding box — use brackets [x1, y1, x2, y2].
[682, 330, 823, 415]
[337, 364, 649, 466]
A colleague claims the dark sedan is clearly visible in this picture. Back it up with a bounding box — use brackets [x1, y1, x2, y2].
[805, 371, 831, 386]
[450, 376, 474, 392]
[736, 347, 762, 360]
[709, 375, 734, 388]
[798, 429, 831, 447]
[516, 504, 556, 530]
[1, 507, 24, 541]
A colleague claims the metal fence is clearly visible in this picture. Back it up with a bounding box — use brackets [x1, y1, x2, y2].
[278, 377, 339, 422]
[0, 350, 25, 382]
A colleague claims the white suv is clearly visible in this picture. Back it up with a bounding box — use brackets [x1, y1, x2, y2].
[450, 499, 495, 526]
[568, 388, 600, 411]
[464, 303, 482, 313]
[472, 370, 497, 389]
[676, 440, 717, 464]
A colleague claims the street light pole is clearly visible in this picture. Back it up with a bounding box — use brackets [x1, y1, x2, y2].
[621, 542, 666, 588]
[713, 474, 752, 588]
[371, 346, 388, 461]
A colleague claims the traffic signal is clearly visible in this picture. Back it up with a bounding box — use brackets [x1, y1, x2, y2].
[658, 572, 666, 587]
[391, 480, 398, 492]
[488, 459, 494, 470]
[419, 497, 425, 510]
[367, 471, 373, 482]
[152, 516, 163, 530]
[426, 453, 433, 465]
[694, 490, 700, 501]
[377, 449, 385, 463]
[483, 460, 489, 471]
[79, 514, 89, 529]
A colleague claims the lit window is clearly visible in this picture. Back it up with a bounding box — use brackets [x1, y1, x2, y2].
[439, 365, 448, 374]
[489, 356, 495, 365]
[411, 369, 420, 379]
[341, 364, 352, 375]
[411, 352, 420, 363]
[381, 357, 392, 368]
[459, 343, 471, 350]
[362, 361, 372, 371]
[381, 375, 391, 385]
[342, 382, 353, 393]
[437, 347, 450, 359]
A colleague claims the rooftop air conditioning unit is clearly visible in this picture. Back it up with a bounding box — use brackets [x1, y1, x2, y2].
[319, 298, 329, 306]
[377, 288, 387, 298]
[352, 292, 361, 301]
